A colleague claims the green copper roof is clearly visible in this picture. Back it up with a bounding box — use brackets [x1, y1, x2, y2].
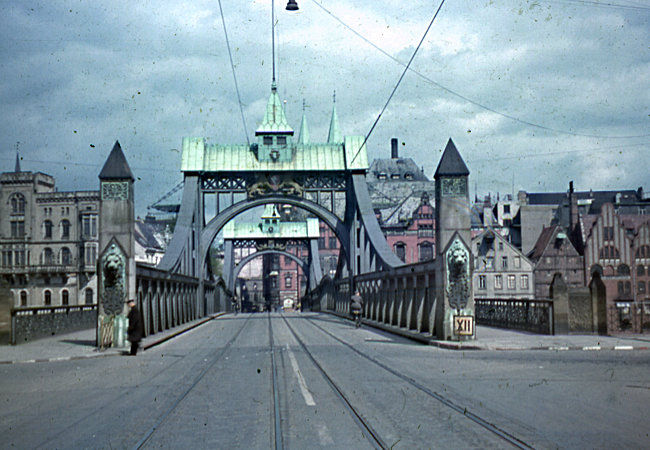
[327, 102, 342, 144]
[223, 217, 320, 239]
[181, 136, 368, 172]
[255, 85, 294, 135]
[298, 113, 310, 145]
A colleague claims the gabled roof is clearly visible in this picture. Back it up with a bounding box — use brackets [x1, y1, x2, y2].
[99, 141, 134, 181]
[434, 138, 469, 177]
[255, 85, 294, 135]
[528, 225, 558, 260]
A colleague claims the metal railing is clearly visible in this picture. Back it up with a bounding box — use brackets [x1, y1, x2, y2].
[608, 303, 650, 334]
[475, 298, 553, 335]
[11, 304, 98, 344]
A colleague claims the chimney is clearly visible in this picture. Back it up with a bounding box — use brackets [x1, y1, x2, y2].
[569, 180, 578, 231]
[391, 138, 398, 159]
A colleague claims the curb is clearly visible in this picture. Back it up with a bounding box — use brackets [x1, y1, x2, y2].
[0, 312, 227, 365]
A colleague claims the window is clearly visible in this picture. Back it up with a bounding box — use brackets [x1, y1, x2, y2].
[604, 226, 614, 241]
[639, 282, 646, 295]
[617, 264, 630, 276]
[11, 220, 25, 237]
[318, 237, 326, 248]
[499, 242, 504, 251]
[495, 275, 503, 289]
[44, 220, 53, 239]
[61, 220, 71, 239]
[44, 290, 52, 306]
[10, 194, 26, 214]
[62, 290, 69, 305]
[85, 289, 94, 305]
[504, 204, 511, 214]
[638, 265, 646, 277]
[508, 275, 516, 289]
[2, 251, 12, 267]
[394, 243, 406, 262]
[521, 274, 529, 289]
[61, 247, 71, 265]
[20, 291, 27, 307]
[329, 236, 337, 249]
[478, 275, 486, 290]
[486, 257, 493, 269]
[84, 244, 97, 266]
[285, 275, 292, 289]
[419, 242, 433, 261]
[14, 250, 25, 267]
[514, 256, 521, 268]
[263, 136, 273, 145]
[277, 136, 287, 146]
[502, 256, 508, 269]
[82, 215, 97, 237]
[43, 248, 54, 265]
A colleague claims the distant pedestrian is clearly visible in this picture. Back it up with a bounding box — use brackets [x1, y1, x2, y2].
[350, 290, 364, 328]
[127, 299, 143, 355]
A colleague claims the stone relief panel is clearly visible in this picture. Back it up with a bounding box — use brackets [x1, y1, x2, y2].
[446, 237, 470, 310]
[100, 243, 126, 315]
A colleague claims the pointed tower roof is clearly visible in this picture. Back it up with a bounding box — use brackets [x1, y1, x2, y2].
[327, 94, 342, 144]
[434, 138, 469, 177]
[14, 151, 21, 173]
[261, 203, 281, 220]
[298, 111, 310, 144]
[255, 84, 294, 135]
[99, 141, 135, 180]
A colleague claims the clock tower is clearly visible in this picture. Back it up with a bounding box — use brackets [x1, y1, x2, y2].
[434, 139, 474, 340]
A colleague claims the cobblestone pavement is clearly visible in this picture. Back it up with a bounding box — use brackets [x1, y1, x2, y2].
[0, 312, 647, 365]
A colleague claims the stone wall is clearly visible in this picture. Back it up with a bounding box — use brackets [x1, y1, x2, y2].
[11, 306, 97, 345]
[568, 288, 593, 332]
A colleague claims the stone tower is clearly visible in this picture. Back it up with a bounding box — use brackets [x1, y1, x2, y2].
[434, 139, 475, 340]
[97, 141, 135, 348]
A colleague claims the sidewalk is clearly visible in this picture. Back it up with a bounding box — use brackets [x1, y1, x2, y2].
[0, 313, 225, 365]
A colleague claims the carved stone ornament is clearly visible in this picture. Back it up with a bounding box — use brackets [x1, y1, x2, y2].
[101, 181, 129, 200]
[247, 174, 303, 199]
[100, 243, 126, 315]
[446, 237, 470, 310]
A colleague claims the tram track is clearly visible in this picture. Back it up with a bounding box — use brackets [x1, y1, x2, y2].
[303, 314, 535, 450]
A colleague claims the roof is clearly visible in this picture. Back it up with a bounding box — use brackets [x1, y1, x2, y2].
[255, 85, 294, 135]
[99, 141, 135, 181]
[327, 102, 342, 144]
[434, 138, 469, 177]
[181, 135, 368, 172]
[367, 157, 429, 182]
[528, 225, 558, 260]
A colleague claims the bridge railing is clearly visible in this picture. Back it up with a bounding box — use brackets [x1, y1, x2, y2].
[135, 263, 229, 339]
[11, 304, 97, 345]
[309, 260, 439, 336]
[475, 298, 554, 335]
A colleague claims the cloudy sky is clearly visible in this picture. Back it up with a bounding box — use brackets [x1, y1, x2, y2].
[1, 0, 648, 215]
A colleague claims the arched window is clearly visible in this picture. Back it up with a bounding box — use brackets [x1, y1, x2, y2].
[61, 220, 71, 239]
[394, 242, 406, 262]
[44, 220, 53, 239]
[419, 241, 433, 261]
[9, 193, 25, 214]
[85, 288, 94, 305]
[62, 290, 69, 305]
[20, 291, 27, 306]
[43, 248, 53, 265]
[44, 290, 52, 306]
[61, 247, 71, 265]
[617, 264, 630, 276]
[638, 265, 646, 277]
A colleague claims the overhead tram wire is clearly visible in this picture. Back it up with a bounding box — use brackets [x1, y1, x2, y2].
[309, 0, 650, 141]
[218, 0, 250, 146]
[350, 0, 447, 166]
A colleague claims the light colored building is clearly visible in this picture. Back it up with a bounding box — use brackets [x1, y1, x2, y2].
[0, 156, 99, 307]
[472, 228, 535, 299]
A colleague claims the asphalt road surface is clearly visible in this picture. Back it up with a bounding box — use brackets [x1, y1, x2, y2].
[1, 312, 648, 449]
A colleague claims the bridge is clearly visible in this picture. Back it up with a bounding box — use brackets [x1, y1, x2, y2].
[90, 81, 475, 348]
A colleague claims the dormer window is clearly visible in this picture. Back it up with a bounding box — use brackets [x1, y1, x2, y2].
[263, 136, 273, 146]
[378, 173, 387, 180]
[277, 136, 287, 146]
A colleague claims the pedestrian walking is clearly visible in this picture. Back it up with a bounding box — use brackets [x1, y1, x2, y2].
[127, 299, 143, 355]
[350, 290, 364, 328]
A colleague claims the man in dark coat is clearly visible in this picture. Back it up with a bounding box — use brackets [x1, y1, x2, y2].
[350, 290, 364, 328]
[127, 299, 143, 355]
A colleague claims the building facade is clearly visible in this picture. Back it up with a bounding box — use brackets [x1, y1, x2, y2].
[0, 161, 99, 307]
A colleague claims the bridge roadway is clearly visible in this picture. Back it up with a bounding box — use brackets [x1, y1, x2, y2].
[1, 313, 648, 449]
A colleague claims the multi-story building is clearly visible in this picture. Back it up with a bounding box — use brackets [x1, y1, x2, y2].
[0, 156, 99, 307]
[472, 228, 535, 299]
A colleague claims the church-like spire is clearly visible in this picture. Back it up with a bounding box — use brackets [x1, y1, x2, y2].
[255, 83, 294, 135]
[14, 145, 21, 173]
[327, 91, 342, 144]
[298, 99, 310, 145]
